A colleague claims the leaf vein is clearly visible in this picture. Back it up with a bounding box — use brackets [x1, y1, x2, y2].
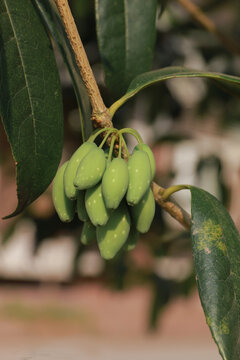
[4, 0, 37, 155]
[11, 84, 27, 100]
[4, 35, 15, 45]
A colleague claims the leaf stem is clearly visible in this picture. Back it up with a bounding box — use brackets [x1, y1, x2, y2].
[54, 0, 113, 126]
[152, 183, 191, 229]
[162, 184, 190, 200]
[109, 97, 127, 118]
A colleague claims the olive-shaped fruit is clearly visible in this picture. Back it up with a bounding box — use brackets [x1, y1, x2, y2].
[85, 183, 110, 226]
[125, 226, 139, 251]
[97, 203, 131, 260]
[52, 161, 75, 222]
[64, 142, 97, 199]
[77, 190, 89, 221]
[81, 221, 96, 245]
[126, 150, 152, 205]
[133, 143, 156, 180]
[102, 158, 129, 209]
[74, 147, 106, 190]
[130, 188, 155, 233]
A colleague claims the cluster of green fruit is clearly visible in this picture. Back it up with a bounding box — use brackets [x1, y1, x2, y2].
[52, 127, 156, 259]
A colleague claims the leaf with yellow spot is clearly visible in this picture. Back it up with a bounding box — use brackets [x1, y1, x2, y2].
[195, 219, 227, 254]
[190, 186, 240, 360]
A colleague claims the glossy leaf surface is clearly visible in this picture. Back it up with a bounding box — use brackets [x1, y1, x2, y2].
[110, 66, 240, 114]
[190, 186, 240, 360]
[95, 0, 157, 97]
[0, 0, 63, 217]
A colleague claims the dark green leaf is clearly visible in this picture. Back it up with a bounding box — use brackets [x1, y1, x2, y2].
[0, 0, 63, 217]
[33, 0, 92, 141]
[110, 66, 240, 114]
[190, 186, 240, 360]
[95, 0, 157, 97]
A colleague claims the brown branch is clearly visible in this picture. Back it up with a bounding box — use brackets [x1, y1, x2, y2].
[152, 182, 191, 229]
[54, 0, 191, 230]
[54, 0, 112, 127]
[176, 0, 240, 56]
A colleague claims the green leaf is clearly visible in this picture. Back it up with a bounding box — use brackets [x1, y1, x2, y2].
[33, 0, 92, 141]
[95, 0, 157, 97]
[0, 0, 63, 217]
[109, 66, 240, 116]
[190, 186, 240, 360]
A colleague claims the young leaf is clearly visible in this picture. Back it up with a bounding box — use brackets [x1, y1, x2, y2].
[190, 186, 240, 360]
[0, 0, 63, 217]
[95, 0, 157, 97]
[33, 0, 92, 140]
[110, 66, 240, 115]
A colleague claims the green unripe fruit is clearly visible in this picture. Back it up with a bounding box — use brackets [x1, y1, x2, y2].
[126, 150, 152, 205]
[81, 221, 96, 245]
[64, 142, 97, 199]
[77, 190, 89, 221]
[85, 183, 110, 226]
[74, 147, 106, 190]
[97, 203, 131, 260]
[102, 158, 129, 209]
[125, 226, 139, 251]
[52, 161, 75, 222]
[134, 143, 156, 180]
[130, 188, 155, 233]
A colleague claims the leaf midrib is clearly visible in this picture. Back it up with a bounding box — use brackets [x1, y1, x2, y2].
[4, 0, 37, 155]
